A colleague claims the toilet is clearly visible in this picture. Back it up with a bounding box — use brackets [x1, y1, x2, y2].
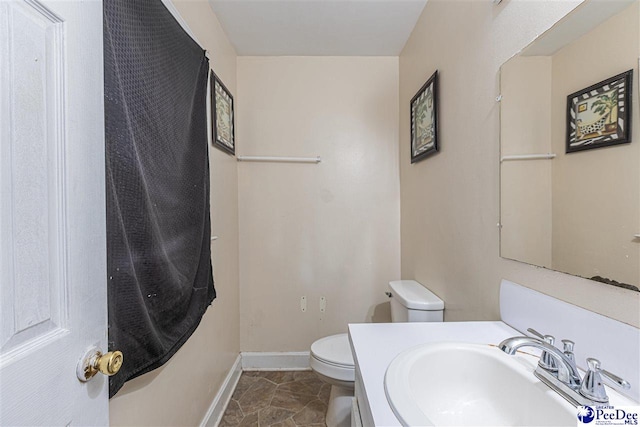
[309, 280, 444, 427]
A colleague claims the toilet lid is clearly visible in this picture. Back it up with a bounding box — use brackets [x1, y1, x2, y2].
[310, 333, 354, 368]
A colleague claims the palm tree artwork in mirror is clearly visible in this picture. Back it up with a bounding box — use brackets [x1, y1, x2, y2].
[566, 69, 633, 153]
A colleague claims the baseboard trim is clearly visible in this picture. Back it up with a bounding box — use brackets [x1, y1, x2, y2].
[241, 351, 311, 371]
[199, 352, 311, 426]
[199, 354, 242, 427]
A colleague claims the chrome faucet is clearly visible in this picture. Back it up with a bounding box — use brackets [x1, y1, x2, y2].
[499, 329, 630, 407]
[499, 334, 581, 388]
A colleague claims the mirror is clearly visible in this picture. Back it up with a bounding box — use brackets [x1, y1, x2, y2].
[500, 0, 640, 291]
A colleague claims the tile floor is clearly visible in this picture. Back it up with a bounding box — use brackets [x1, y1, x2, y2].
[219, 371, 330, 427]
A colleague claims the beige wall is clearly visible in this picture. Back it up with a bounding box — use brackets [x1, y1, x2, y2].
[500, 56, 553, 268]
[237, 57, 401, 351]
[551, 2, 639, 285]
[109, 3, 240, 426]
[400, 0, 640, 327]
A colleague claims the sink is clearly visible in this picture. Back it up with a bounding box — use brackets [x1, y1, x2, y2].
[384, 342, 576, 426]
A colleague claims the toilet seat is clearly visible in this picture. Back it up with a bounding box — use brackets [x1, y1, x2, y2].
[310, 333, 355, 383]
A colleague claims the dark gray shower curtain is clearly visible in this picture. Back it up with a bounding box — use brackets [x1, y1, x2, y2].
[104, 0, 216, 397]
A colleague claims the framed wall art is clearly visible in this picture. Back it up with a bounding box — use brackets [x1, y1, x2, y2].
[211, 72, 235, 155]
[566, 69, 633, 153]
[411, 70, 439, 163]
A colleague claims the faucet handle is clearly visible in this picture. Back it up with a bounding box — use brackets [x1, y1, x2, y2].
[540, 336, 558, 371]
[580, 358, 609, 403]
[580, 358, 631, 403]
[527, 328, 556, 346]
[527, 328, 558, 371]
[600, 364, 631, 390]
[527, 328, 556, 345]
[562, 339, 575, 361]
[527, 328, 546, 340]
[561, 339, 574, 352]
[561, 339, 582, 385]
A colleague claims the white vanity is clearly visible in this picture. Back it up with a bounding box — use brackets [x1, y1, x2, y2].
[348, 280, 640, 426]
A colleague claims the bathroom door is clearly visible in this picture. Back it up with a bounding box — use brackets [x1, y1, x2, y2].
[0, 0, 109, 425]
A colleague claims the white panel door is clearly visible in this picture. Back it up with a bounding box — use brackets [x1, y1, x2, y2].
[0, 0, 108, 425]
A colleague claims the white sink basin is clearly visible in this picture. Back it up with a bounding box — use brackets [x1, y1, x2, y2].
[384, 342, 576, 426]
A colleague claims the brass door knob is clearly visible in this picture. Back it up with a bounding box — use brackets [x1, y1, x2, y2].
[96, 351, 124, 376]
[77, 347, 124, 382]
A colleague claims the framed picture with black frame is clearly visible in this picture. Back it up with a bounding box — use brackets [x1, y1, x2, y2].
[211, 72, 235, 155]
[411, 70, 439, 163]
[566, 70, 633, 153]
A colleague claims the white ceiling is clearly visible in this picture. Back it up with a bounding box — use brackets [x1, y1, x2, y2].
[208, 0, 429, 56]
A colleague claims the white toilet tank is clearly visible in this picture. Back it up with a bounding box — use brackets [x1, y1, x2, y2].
[388, 280, 444, 322]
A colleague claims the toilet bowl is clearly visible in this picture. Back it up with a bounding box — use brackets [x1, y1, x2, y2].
[309, 280, 444, 427]
[309, 334, 354, 427]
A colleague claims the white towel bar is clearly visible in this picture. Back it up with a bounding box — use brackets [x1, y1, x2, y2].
[501, 153, 556, 162]
[237, 156, 321, 164]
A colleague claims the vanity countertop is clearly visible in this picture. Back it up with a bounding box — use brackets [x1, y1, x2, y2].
[348, 321, 520, 427]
